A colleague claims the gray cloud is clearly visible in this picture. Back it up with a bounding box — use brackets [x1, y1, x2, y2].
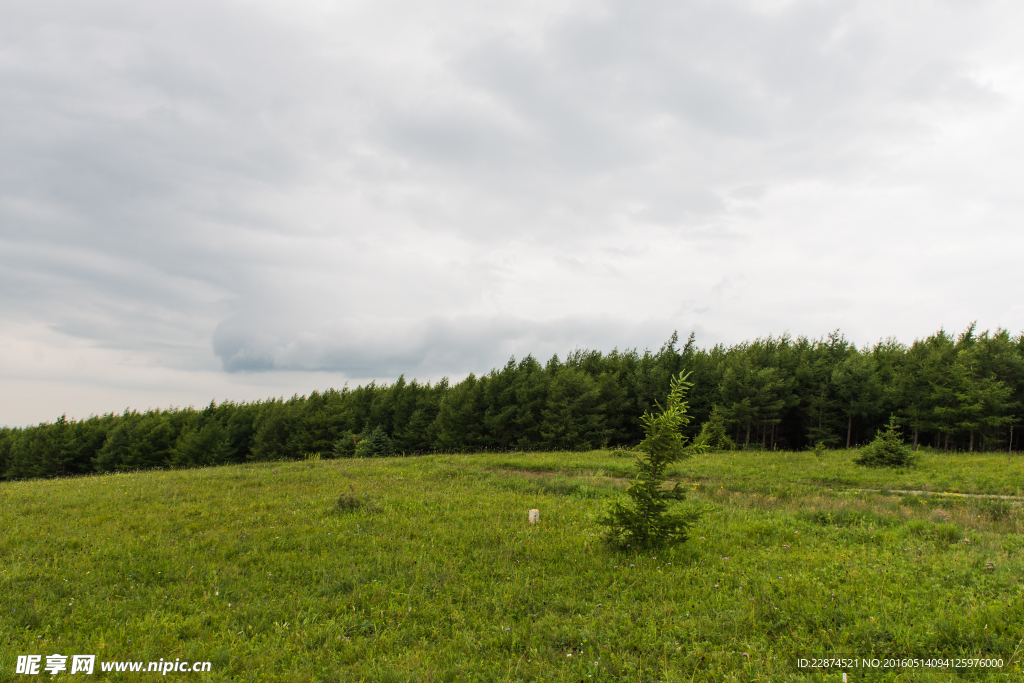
[213, 312, 685, 376]
[902, 59, 1003, 106]
[1, 0, 1022, 423]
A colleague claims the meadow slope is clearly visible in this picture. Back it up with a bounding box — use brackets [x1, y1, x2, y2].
[2, 449, 1023, 682]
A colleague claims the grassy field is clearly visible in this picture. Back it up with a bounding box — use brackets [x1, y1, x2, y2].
[1, 448, 1023, 682]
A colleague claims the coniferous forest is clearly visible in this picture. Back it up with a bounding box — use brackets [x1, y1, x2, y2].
[2, 324, 1023, 480]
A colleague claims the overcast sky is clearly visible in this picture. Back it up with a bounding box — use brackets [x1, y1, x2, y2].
[3, 0, 1023, 426]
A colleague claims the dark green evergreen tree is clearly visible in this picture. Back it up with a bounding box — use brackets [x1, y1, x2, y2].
[694, 405, 734, 451]
[93, 411, 175, 472]
[855, 415, 917, 468]
[719, 352, 756, 447]
[832, 351, 882, 448]
[355, 425, 395, 457]
[332, 430, 360, 458]
[431, 374, 485, 452]
[169, 417, 231, 467]
[0, 427, 10, 477]
[392, 380, 442, 453]
[539, 367, 607, 450]
[599, 371, 706, 549]
[512, 356, 548, 450]
[248, 400, 296, 461]
[225, 402, 260, 462]
[482, 359, 523, 450]
[289, 389, 353, 455]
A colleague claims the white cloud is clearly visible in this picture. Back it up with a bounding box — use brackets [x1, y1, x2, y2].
[2, 0, 1023, 424]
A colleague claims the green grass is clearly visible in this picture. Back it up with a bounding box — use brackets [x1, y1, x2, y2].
[486, 447, 1024, 497]
[2, 449, 1023, 681]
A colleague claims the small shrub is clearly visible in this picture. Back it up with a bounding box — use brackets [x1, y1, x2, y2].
[976, 498, 1013, 522]
[906, 519, 929, 536]
[855, 415, 917, 468]
[332, 431, 360, 458]
[693, 406, 735, 451]
[354, 426, 396, 458]
[801, 509, 893, 529]
[318, 578, 356, 596]
[933, 522, 962, 543]
[609, 445, 638, 457]
[907, 519, 961, 543]
[335, 493, 365, 513]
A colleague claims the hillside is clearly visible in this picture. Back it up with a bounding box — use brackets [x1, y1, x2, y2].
[2, 449, 1023, 681]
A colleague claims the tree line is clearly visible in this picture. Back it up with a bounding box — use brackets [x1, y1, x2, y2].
[1, 324, 1021, 480]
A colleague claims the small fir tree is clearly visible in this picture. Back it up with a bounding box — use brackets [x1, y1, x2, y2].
[354, 426, 396, 458]
[854, 414, 918, 468]
[332, 430, 360, 458]
[600, 371, 707, 548]
[693, 405, 735, 451]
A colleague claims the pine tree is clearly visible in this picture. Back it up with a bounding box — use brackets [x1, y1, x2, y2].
[432, 374, 484, 451]
[855, 415, 917, 468]
[693, 405, 734, 451]
[332, 430, 360, 458]
[355, 426, 396, 457]
[169, 418, 230, 467]
[832, 351, 882, 448]
[539, 367, 607, 450]
[599, 371, 707, 549]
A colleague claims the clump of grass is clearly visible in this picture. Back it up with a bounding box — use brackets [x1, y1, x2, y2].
[799, 508, 895, 529]
[907, 519, 962, 543]
[335, 491, 366, 513]
[1002, 534, 1024, 553]
[901, 494, 924, 508]
[977, 498, 1014, 521]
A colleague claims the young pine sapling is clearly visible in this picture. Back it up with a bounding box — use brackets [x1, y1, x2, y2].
[600, 371, 708, 549]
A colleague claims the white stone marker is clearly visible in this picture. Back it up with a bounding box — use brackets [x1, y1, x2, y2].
[528, 509, 540, 524]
